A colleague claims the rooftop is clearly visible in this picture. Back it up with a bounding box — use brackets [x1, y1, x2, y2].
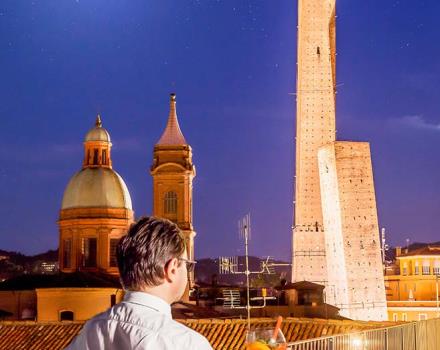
[275, 281, 325, 291]
[398, 245, 440, 258]
[0, 318, 396, 350]
[0, 272, 121, 291]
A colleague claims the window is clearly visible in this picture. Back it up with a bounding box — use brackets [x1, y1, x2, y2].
[102, 149, 107, 165]
[109, 238, 119, 268]
[419, 314, 427, 321]
[402, 313, 407, 321]
[402, 265, 408, 276]
[63, 239, 72, 269]
[393, 313, 398, 321]
[60, 311, 74, 321]
[164, 191, 177, 215]
[93, 149, 99, 165]
[83, 238, 97, 268]
[434, 261, 440, 275]
[415, 262, 419, 275]
[422, 264, 430, 275]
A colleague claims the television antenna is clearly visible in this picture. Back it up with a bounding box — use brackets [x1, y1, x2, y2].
[218, 213, 290, 330]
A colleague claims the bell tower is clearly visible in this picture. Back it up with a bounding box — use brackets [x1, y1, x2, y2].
[150, 93, 196, 268]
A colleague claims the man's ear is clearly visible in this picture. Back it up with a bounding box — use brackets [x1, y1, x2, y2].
[164, 257, 179, 283]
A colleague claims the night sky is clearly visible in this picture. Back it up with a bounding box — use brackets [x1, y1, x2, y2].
[1, 1, 439, 261]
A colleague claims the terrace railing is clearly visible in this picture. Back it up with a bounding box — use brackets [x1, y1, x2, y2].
[287, 318, 440, 350]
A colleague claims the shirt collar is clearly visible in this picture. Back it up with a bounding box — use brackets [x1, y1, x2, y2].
[123, 291, 172, 318]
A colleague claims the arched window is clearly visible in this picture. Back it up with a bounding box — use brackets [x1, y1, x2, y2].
[60, 310, 74, 321]
[82, 238, 97, 268]
[102, 149, 107, 165]
[93, 149, 99, 165]
[164, 191, 177, 214]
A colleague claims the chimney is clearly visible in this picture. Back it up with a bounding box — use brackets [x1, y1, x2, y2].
[396, 246, 402, 257]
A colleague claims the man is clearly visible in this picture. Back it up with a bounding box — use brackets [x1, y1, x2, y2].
[66, 216, 213, 349]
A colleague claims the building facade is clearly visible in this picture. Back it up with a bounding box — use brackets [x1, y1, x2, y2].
[150, 93, 196, 268]
[292, 0, 387, 320]
[59, 116, 134, 274]
[385, 246, 440, 321]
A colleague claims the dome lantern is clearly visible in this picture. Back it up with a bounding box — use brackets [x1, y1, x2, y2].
[83, 115, 112, 168]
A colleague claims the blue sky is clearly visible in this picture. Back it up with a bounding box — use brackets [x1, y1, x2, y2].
[0, 0, 439, 260]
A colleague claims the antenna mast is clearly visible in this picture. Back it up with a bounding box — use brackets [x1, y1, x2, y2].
[219, 213, 290, 331]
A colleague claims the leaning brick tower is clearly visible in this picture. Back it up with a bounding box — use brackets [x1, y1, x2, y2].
[292, 0, 387, 320]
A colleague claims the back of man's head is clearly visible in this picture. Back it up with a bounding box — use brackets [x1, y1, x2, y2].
[117, 216, 186, 290]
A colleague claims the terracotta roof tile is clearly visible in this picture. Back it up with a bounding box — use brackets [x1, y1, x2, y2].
[0, 322, 83, 350]
[0, 318, 395, 350]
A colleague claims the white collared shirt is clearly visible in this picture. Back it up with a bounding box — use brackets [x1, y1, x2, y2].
[65, 291, 213, 350]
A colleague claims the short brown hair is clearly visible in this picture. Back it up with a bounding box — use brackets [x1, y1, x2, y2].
[116, 216, 186, 290]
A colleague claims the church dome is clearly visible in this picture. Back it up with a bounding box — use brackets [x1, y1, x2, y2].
[84, 115, 111, 142]
[61, 167, 132, 210]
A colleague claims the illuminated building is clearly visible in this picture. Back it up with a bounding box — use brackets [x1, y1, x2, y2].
[0, 95, 197, 321]
[385, 245, 440, 321]
[292, 0, 336, 286]
[150, 93, 196, 269]
[58, 115, 134, 274]
[292, 0, 387, 320]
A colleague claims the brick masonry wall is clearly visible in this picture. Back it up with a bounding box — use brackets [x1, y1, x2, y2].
[292, 0, 336, 285]
[318, 141, 387, 320]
